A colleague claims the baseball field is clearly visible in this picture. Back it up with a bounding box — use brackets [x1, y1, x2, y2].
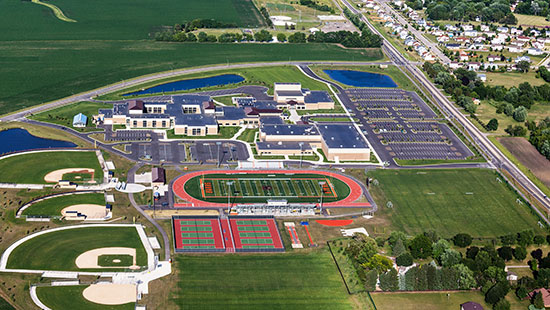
[35, 286, 134, 310]
[21, 193, 105, 217]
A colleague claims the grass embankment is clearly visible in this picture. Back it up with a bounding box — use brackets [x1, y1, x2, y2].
[36, 286, 134, 310]
[0, 122, 88, 147]
[99, 65, 333, 100]
[30, 101, 112, 132]
[368, 169, 545, 238]
[166, 126, 240, 140]
[0, 151, 102, 184]
[0, 42, 382, 116]
[21, 193, 105, 217]
[175, 251, 356, 309]
[7, 226, 147, 271]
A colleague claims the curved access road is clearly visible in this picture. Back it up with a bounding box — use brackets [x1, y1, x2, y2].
[0, 61, 390, 122]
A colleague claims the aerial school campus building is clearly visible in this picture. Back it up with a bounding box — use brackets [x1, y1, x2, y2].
[95, 82, 371, 161]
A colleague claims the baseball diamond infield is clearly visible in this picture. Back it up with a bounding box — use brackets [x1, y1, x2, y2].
[44, 168, 95, 183]
[83, 284, 137, 305]
[61, 204, 108, 220]
[173, 169, 370, 208]
[75, 247, 137, 269]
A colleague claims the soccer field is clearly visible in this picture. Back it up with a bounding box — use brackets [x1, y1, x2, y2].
[369, 169, 545, 237]
[184, 173, 351, 203]
[175, 251, 354, 309]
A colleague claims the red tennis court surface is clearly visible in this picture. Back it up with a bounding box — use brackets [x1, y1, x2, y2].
[173, 216, 284, 253]
[315, 219, 354, 226]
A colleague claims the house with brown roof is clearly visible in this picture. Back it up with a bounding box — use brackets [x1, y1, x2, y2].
[527, 288, 550, 308]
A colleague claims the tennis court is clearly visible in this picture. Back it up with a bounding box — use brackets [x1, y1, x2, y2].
[230, 217, 284, 252]
[173, 216, 225, 252]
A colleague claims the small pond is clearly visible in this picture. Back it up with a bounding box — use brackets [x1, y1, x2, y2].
[0, 128, 76, 154]
[123, 74, 245, 96]
[323, 70, 398, 88]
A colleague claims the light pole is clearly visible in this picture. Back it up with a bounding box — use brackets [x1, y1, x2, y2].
[319, 181, 326, 215]
[216, 142, 222, 167]
[299, 142, 304, 168]
[226, 181, 234, 213]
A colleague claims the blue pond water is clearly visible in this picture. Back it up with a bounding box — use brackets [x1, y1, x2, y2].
[0, 128, 76, 154]
[323, 70, 398, 88]
[123, 74, 245, 96]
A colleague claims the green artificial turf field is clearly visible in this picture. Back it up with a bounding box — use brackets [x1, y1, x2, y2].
[175, 251, 354, 309]
[36, 286, 135, 310]
[21, 193, 105, 217]
[0, 41, 382, 115]
[7, 226, 147, 271]
[30, 101, 112, 131]
[369, 169, 544, 237]
[0, 151, 102, 184]
[183, 173, 350, 203]
[0, 0, 262, 41]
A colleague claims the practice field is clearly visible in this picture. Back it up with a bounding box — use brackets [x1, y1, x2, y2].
[174, 251, 354, 309]
[180, 171, 352, 204]
[0, 151, 102, 184]
[21, 193, 105, 217]
[36, 286, 135, 310]
[6, 226, 147, 271]
[369, 169, 545, 237]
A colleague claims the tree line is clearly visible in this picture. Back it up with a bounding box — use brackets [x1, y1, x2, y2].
[410, 0, 519, 24]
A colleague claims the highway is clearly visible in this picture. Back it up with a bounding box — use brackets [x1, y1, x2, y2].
[341, 0, 550, 212]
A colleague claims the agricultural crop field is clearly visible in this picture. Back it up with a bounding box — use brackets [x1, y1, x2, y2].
[0, 0, 262, 41]
[35, 286, 135, 310]
[369, 169, 545, 238]
[0, 151, 102, 184]
[6, 226, 147, 271]
[174, 251, 355, 309]
[0, 41, 382, 115]
[184, 173, 350, 203]
[21, 193, 106, 217]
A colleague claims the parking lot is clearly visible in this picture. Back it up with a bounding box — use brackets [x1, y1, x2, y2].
[190, 141, 248, 164]
[105, 129, 153, 142]
[340, 88, 474, 162]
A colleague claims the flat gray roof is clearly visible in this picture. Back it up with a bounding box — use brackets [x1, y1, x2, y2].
[318, 124, 369, 149]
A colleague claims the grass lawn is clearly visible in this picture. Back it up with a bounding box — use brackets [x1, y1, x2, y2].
[473, 100, 550, 135]
[0, 0, 262, 41]
[174, 251, 356, 309]
[21, 193, 105, 217]
[97, 254, 134, 267]
[0, 151, 102, 184]
[236, 128, 258, 142]
[484, 71, 546, 88]
[368, 169, 544, 238]
[166, 126, 240, 140]
[515, 13, 550, 26]
[183, 172, 351, 203]
[7, 226, 147, 271]
[30, 101, 112, 131]
[0, 41, 382, 115]
[371, 291, 490, 310]
[101, 65, 334, 100]
[36, 286, 134, 310]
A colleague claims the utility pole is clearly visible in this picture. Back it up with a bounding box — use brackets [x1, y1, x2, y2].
[227, 181, 234, 213]
[299, 142, 304, 168]
[319, 181, 326, 215]
[216, 142, 222, 167]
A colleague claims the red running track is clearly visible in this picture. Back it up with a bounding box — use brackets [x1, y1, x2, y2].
[172, 169, 369, 208]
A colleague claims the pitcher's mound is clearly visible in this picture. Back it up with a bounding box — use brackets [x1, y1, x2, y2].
[82, 283, 136, 305]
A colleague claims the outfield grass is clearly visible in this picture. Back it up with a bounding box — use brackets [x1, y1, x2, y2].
[0, 0, 262, 41]
[484, 71, 546, 88]
[100, 65, 333, 100]
[30, 101, 112, 131]
[21, 193, 105, 216]
[183, 173, 351, 203]
[7, 226, 147, 271]
[175, 251, 355, 309]
[0, 151, 102, 184]
[0, 41, 382, 116]
[36, 286, 134, 310]
[368, 169, 544, 237]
